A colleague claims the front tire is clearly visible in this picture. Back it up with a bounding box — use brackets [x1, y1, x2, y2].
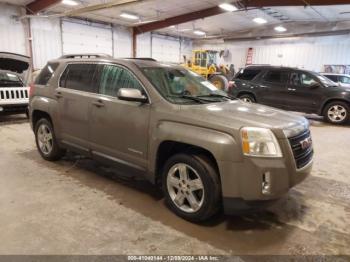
[238, 93, 256, 103]
[162, 153, 221, 222]
[35, 118, 65, 161]
[209, 75, 229, 91]
[323, 101, 349, 125]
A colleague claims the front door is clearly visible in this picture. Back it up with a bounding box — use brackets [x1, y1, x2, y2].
[284, 71, 322, 113]
[89, 64, 151, 171]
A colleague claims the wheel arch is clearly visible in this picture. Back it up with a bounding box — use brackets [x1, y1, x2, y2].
[237, 91, 257, 101]
[320, 98, 350, 115]
[154, 141, 220, 187]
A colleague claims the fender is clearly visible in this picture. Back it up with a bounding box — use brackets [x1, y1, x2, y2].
[148, 120, 242, 180]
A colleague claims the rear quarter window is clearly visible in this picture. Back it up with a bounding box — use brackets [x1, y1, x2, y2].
[235, 68, 262, 81]
[35, 63, 59, 85]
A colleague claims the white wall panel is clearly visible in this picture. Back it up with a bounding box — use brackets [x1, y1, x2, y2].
[136, 33, 151, 58]
[194, 35, 350, 72]
[180, 38, 192, 64]
[113, 26, 132, 58]
[152, 35, 180, 63]
[0, 4, 27, 55]
[62, 20, 113, 56]
[31, 17, 62, 70]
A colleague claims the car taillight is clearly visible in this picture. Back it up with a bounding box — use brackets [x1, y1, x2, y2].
[29, 83, 35, 97]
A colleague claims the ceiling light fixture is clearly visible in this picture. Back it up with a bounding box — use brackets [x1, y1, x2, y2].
[62, 0, 78, 6]
[274, 26, 287, 32]
[120, 12, 139, 20]
[219, 3, 238, 12]
[193, 30, 206, 36]
[253, 17, 267, 24]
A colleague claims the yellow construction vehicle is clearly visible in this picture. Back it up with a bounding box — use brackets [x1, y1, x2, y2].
[184, 50, 229, 91]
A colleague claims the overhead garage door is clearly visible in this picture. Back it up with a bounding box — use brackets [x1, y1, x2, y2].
[152, 35, 180, 63]
[61, 20, 113, 56]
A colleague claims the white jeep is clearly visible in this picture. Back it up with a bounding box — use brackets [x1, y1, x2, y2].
[0, 52, 30, 116]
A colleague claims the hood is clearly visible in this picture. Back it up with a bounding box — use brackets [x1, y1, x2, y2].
[0, 52, 30, 73]
[0, 52, 31, 84]
[180, 100, 309, 138]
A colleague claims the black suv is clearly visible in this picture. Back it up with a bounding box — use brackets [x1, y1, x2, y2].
[230, 66, 350, 124]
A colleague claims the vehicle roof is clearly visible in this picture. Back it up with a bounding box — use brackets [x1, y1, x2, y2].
[321, 73, 349, 76]
[49, 55, 173, 69]
[243, 65, 320, 74]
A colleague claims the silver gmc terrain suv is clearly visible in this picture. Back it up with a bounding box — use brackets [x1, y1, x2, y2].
[29, 54, 313, 222]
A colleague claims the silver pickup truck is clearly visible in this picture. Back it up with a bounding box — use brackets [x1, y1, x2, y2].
[0, 52, 30, 116]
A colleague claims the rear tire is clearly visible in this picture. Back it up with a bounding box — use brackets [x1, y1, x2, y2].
[162, 153, 221, 222]
[239, 93, 256, 103]
[35, 118, 65, 161]
[323, 101, 349, 125]
[209, 75, 229, 91]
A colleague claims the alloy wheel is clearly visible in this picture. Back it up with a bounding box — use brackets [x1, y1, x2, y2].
[37, 123, 53, 155]
[327, 105, 347, 123]
[166, 163, 205, 213]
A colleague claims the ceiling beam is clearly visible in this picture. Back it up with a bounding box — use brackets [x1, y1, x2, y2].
[134, 6, 226, 34]
[242, 0, 350, 7]
[134, 0, 350, 34]
[26, 0, 61, 15]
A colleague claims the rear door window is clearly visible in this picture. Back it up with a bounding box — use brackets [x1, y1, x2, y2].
[59, 63, 98, 93]
[235, 68, 262, 81]
[99, 64, 143, 97]
[35, 63, 59, 85]
[263, 70, 289, 84]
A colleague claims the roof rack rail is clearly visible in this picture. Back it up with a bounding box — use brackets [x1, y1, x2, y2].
[125, 58, 157, 61]
[60, 54, 112, 59]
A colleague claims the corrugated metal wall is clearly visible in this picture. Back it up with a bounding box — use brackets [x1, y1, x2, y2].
[152, 34, 180, 63]
[0, 4, 27, 56]
[194, 35, 350, 72]
[0, 3, 190, 70]
[113, 26, 132, 58]
[61, 19, 113, 56]
[30, 18, 62, 70]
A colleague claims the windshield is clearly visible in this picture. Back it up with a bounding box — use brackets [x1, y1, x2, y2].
[141, 67, 230, 104]
[0, 71, 23, 87]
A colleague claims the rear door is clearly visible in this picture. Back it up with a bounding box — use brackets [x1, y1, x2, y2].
[56, 63, 99, 152]
[284, 70, 323, 112]
[258, 69, 289, 108]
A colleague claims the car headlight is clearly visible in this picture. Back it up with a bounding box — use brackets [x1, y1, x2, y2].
[241, 127, 282, 157]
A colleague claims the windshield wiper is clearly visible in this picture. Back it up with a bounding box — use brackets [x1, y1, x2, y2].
[169, 95, 211, 104]
[197, 93, 235, 100]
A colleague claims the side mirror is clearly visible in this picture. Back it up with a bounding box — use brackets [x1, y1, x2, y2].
[117, 88, 148, 103]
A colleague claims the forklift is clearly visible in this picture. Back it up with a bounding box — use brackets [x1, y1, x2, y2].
[185, 50, 229, 91]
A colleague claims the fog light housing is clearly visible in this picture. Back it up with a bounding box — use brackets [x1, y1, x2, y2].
[262, 172, 271, 195]
[0, 106, 3, 112]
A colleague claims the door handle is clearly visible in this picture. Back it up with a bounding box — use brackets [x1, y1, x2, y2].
[92, 99, 105, 108]
[55, 91, 63, 98]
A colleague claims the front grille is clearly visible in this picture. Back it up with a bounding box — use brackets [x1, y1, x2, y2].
[0, 87, 29, 105]
[288, 129, 313, 169]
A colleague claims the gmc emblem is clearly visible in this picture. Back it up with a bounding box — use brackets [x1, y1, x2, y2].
[300, 137, 312, 150]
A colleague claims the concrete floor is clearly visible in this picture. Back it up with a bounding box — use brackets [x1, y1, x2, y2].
[0, 114, 349, 255]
